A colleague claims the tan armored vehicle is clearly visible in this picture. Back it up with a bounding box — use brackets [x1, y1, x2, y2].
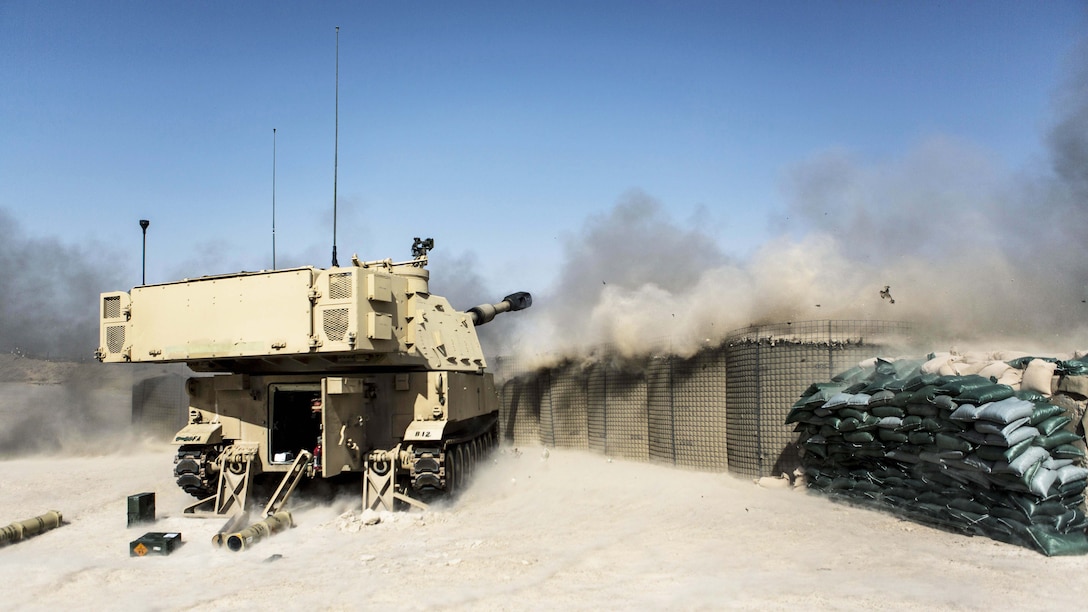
[97, 239, 530, 513]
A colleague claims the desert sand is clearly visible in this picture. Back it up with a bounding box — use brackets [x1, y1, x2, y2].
[2, 368, 1088, 611]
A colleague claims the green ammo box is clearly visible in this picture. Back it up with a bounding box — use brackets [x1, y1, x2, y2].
[130, 532, 182, 556]
[127, 492, 155, 526]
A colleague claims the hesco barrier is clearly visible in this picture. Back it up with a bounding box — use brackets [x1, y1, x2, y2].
[131, 373, 189, 440]
[497, 320, 912, 477]
[724, 320, 913, 478]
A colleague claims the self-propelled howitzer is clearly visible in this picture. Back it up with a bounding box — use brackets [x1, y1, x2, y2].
[96, 240, 531, 513]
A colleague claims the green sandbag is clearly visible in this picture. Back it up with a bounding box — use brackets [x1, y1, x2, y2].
[843, 431, 875, 443]
[1037, 415, 1073, 436]
[1051, 444, 1087, 459]
[1059, 356, 1088, 376]
[936, 432, 973, 453]
[956, 384, 1015, 405]
[922, 417, 950, 432]
[838, 417, 860, 432]
[934, 395, 957, 411]
[891, 391, 914, 407]
[908, 431, 934, 446]
[1029, 403, 1066, 426]
[947, 497, 989, 515]
[908, 385, 941, 405]
[838, 408, 868, 421]
[867, 389, 896, 406]
[1017, 389, 1047, 403]
[958, 454, 993, 473]
[800, 384, 848, 407]
[878, 429, 909, 443]
[896, 415, 924, 432]
[1054, 509, 1086, 533]
[906, 404, 939, 418]
[1026, 525, 1088, 556]
[872, 405, 906, 418]
[1035, 430, 1082, 450]
[786, 408, 816, 424]
[936, 375, 993, 396]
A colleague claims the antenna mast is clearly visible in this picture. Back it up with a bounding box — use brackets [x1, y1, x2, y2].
[331, 25, 340, 267]
[272, 127, 277, 270]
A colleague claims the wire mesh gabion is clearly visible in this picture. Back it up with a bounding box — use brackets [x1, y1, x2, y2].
[496, 320, 911, 477]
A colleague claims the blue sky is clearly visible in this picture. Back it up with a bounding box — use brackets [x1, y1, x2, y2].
[1, 1, 1084, 300]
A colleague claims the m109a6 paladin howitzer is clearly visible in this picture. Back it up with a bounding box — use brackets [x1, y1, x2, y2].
[97, 239, 531, 514]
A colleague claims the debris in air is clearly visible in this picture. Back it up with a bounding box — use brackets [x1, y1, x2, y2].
[880, 285, 896, 304]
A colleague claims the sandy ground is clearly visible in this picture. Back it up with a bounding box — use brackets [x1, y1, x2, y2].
[2, 367, 1088, 611]
[2, 441, 1088, 611]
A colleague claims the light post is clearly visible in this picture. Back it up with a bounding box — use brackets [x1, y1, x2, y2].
[139, 219, 150, 285]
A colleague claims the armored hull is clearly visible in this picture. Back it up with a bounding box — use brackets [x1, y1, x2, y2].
[97, 244, 530, 512]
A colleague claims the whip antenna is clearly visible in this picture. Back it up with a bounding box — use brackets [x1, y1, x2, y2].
[331, 25, 340, 267]
[272, 127, 277, 270]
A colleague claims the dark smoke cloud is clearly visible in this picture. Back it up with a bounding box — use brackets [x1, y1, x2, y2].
[0, 209, 129, 360]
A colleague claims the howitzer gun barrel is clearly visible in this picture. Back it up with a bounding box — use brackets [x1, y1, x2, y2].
[467, 291, 532, 326]
[225, 511, 293, 552]
[0, 510, 63, 546]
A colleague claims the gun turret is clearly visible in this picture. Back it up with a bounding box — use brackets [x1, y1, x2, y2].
[467, 292, 533, 326]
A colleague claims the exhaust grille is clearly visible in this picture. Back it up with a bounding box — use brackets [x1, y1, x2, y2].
[323, 308, 349, 342]
[106, 325, 126, 353]
[329, 272, 352, 300]
[103, 296, 121, 319]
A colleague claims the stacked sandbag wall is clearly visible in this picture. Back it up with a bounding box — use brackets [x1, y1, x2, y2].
[788, 353, 1088, 556]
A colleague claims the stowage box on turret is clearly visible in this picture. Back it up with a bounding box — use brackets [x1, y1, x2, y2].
[97, 239, 531, 513]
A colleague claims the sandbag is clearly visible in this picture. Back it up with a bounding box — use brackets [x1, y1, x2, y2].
[872, 405, 906, 418]
[1056, 465, 1088, 485]
[878, 429, 909, 443]
[937, 375, 993, 396]
[847, 393, 872, 407]
[974, 417, 1029, 437]
[1051, 444, 1087, 459]
[950, 403, 985, 421]
[822, 392, 853, 409]
[1029, 467, 1059, 497]
[1028, 403, 1066, 426]
[1021, 358, 1057, 396]
[867, 389, 896, 407]
[1059, 356, 1088, 376]
[1035, 430, 1082, 450]
[984, 426, 1039, 448]
[934, 395, 957, 411]
[877, 416, 902, 429]
[896, 416, 924, 433]
[978, 361, 1013, 381]
[1026, 525, 1088, 557]
[1007, 445, 1048, 477]
[843, 431, 875, 444]
[956, 384, 1015, 405]
[906, 404, 939, 418]
[935, 432, 972, 453]
[977, 397, 1035, 424]
[1036, 415, 1073, 436]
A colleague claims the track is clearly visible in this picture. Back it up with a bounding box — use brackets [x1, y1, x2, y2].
[173, 445, 221, 498]
[411, 424, 499, 495]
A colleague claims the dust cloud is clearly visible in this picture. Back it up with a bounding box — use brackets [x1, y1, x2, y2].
[504, 44, 1088, 366]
